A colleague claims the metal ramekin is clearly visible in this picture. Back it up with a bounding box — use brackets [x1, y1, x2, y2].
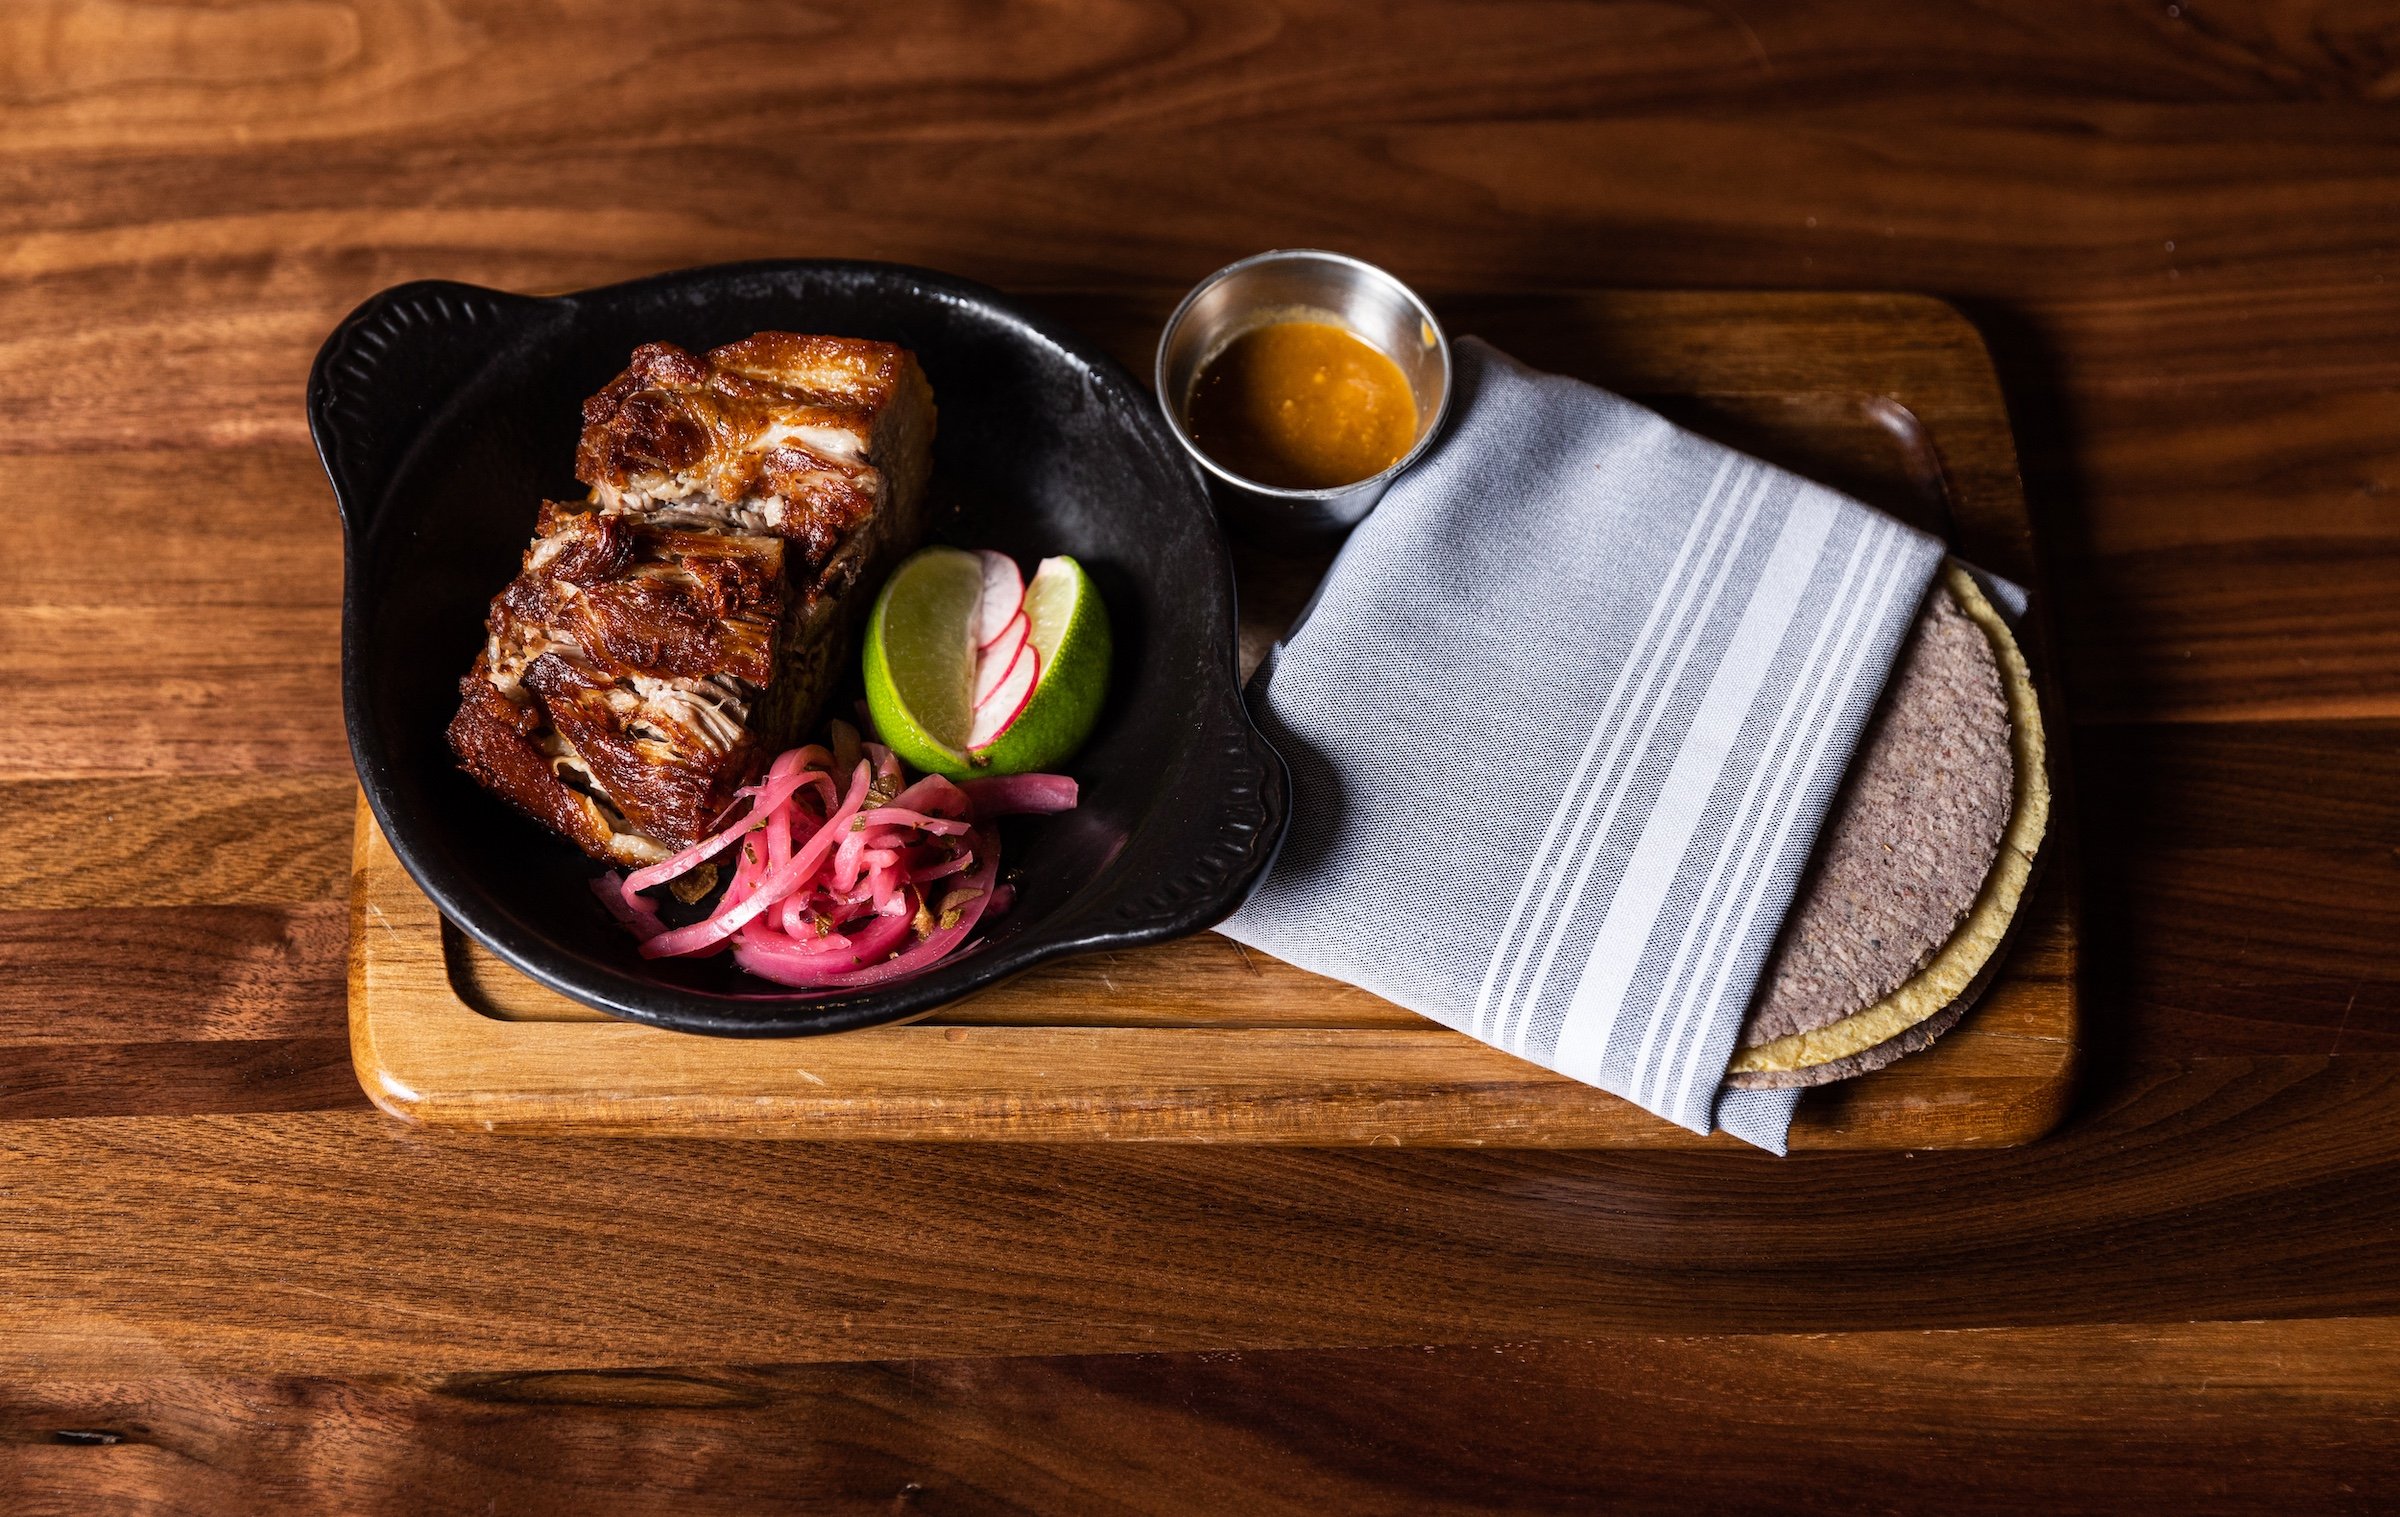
[1156, 250, 1452, 539]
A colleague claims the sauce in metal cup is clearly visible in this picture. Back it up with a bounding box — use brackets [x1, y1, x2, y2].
[1156, 250, 1452, 539]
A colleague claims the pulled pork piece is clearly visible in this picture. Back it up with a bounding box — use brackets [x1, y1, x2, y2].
[449, 333, 935, 865]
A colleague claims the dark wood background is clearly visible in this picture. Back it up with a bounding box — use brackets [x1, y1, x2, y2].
[3, 1, 2397, 1510]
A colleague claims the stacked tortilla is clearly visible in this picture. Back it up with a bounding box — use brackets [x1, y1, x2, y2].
[1727, 563, 2050, 1089]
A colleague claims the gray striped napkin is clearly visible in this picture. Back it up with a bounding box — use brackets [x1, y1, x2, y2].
[1221, 338, 1944, 1153]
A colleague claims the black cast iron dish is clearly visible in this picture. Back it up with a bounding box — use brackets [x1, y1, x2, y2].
[313, 260, 1289, 1036]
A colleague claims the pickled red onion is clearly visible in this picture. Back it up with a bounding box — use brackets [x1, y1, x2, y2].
[598, 732, 1077, 992]
[780, 829, 1002, 991]
[732, 906, 916, 984]
[637, 760, 871, 958]
[890, 774, 973, 821]
[959, 773, 1079, 817]
[852, 806, 971, 836]
[620, 763, 811, 903]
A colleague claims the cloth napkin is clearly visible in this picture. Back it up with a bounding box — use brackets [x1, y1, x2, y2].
[1222, 338, 1946, 1154]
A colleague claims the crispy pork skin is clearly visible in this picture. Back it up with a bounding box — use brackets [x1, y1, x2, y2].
[449, 334, 935, 865]
[578, 333, 935, 567]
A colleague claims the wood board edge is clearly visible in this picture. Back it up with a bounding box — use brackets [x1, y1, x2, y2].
[351, 799, 2074, 1149]
[344, 286, 2077, 1150]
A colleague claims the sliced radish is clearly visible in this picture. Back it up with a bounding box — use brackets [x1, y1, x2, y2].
[970, 611, 1029, 705]
[966, 644, 1038, 750]
[974, 551, 1023, 648]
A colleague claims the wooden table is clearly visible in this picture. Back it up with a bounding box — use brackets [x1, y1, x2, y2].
[3, 3, 2395, 1510]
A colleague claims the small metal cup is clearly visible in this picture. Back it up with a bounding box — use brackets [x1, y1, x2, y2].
[1156, 250, 1452, 540]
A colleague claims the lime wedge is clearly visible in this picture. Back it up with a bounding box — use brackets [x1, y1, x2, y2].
[969, 555, 1111, 775]
[863, 547, 983, 773]
[865, 549, 1111, 779]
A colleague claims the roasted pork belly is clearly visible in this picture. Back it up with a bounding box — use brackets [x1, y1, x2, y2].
[578, 333, 935, 565]
[449, 334, 935, 866]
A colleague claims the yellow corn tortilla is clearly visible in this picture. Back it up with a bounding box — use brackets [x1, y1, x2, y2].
[1727, 564, 2049, 1074]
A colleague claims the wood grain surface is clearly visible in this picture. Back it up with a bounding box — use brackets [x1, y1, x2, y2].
[3, 0, 2397, 1510]
[6, 1322, 2397, 1515]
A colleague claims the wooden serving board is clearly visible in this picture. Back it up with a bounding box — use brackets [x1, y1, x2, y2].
[348, 289, 2077, 1149]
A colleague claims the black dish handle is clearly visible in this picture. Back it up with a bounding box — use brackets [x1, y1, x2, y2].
[308, 280, 550, 537]
[1102, 707, 1291, 936]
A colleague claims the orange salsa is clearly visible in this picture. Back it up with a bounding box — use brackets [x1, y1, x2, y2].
[1185, 320, 1418, 490]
